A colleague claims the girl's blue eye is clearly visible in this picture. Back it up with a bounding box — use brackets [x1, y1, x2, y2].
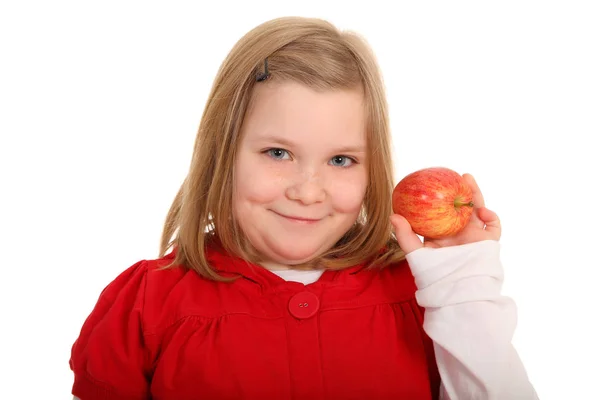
[329, 155, 354, 168]
[266, 148, 290, 160]
[264, 149, 354, 167]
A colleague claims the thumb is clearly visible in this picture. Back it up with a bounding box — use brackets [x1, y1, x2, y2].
[478, 206, 502, 240]
[390, 214, 423, 255]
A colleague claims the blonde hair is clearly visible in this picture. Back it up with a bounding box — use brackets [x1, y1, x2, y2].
[159, 16, 405, 281]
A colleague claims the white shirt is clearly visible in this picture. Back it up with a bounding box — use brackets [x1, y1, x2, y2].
[270, 268, 325, 285]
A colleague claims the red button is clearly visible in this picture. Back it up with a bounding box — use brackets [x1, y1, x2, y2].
[288, 291, 320, 319]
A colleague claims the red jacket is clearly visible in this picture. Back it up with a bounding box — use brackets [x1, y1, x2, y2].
[70, 245, 441, 399]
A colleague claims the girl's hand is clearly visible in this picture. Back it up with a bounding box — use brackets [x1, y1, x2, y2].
[390, 174, 501, 255]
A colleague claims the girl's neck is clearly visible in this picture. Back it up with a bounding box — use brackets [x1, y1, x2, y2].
[259, 261, 323, 272]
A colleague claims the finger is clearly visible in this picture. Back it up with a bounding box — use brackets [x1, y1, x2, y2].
[478, 206, 502, 239]
[463, 173, 485, 229]
[390, 215, 423, 254]
[463, 173, 485, 208]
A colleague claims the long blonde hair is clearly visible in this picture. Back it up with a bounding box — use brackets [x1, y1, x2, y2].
[159, 16, 405, 281]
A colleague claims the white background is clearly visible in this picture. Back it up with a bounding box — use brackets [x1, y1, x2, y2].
[1, 1, 599, 398]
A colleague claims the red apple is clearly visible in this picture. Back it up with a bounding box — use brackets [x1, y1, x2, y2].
[392, 167, 474, 239]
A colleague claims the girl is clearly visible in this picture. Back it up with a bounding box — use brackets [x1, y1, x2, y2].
[70, 16, 537, 400]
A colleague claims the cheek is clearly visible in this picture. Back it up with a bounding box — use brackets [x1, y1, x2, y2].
[329, 171, 367, 213]
[234, 156, 283, 206]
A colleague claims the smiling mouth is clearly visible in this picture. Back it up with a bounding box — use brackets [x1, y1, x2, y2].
[272, 211, 323, 224]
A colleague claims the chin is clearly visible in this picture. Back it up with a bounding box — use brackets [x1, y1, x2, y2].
[272, 250, 320, 266]
[265, 240, 327, 265]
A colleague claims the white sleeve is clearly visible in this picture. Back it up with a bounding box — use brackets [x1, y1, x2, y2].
[405, 240, 538, 400]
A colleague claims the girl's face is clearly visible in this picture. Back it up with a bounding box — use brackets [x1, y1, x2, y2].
[233, 81, 368, 270]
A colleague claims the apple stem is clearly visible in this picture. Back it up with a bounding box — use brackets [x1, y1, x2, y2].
[454, 200, 475, 208]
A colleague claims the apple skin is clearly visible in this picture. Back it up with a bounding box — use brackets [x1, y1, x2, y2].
[392, 167, 474, 239]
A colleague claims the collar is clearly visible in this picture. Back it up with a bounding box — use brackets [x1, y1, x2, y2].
[167, 241, 370, 292]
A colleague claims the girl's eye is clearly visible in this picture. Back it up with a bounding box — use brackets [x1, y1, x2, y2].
[329, 155, 355, 168]
[266, 148, 291, 160]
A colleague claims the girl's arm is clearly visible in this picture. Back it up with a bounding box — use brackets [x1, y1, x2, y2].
[406, 240, 538, 400]
[69, 261, 152, 400]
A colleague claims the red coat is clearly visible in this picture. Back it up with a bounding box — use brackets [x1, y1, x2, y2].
[70, 245, 441, 399]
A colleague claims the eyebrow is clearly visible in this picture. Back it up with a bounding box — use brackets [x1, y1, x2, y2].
[255, 135, 366, 153]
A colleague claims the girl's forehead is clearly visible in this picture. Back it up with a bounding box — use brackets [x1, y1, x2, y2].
[243, 81, 368, 146]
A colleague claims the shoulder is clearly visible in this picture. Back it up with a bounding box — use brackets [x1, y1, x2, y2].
[98, 250, 191, 304]
[347, 258, 417, 304]
[380, 258, 418, 293]
[85, 249, 217, 334]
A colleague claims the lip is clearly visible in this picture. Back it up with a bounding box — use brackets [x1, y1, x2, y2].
[272, 211, 323, 224]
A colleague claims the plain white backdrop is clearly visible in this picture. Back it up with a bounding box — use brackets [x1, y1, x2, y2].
[1, 1, 599, 398]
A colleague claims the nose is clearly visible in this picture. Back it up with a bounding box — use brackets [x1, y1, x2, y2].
[285, 172, 326, 205]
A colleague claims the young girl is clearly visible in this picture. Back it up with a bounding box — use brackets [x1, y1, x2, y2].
[70, 16, 537, 400]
